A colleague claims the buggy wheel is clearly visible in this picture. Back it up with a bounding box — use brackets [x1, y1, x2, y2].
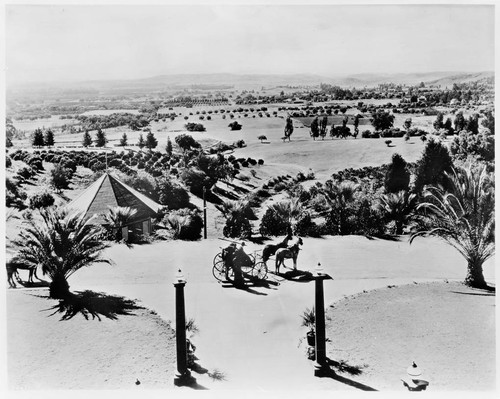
[212, 260, 227, 282]
[252, 261, 268, 280]
[213, 252, 223, 266]
[248, 253, 255, 265]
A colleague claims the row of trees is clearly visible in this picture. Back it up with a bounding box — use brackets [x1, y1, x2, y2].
[31, 128, 55, 147]
[80, 129, 159, 149]
[76, 112, 151, 131]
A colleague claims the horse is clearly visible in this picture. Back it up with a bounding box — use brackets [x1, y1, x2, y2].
[275, 241, 302, 274]
[262, 236, 302, 266]
[6, 258, 41, 288]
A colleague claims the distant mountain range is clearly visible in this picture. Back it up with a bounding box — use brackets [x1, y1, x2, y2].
[7, 71, 494, 100]
[99, 71, 494, 89]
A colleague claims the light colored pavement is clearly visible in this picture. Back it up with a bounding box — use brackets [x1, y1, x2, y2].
[65, 236, 494, 391]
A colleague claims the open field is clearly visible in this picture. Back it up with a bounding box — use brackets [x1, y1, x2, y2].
[10, 107, 445, 182]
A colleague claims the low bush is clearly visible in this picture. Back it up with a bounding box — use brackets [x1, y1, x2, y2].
[259, 207, 290, 236]
[185, 122, 206, 132]
[17, 166, 36, 180]
[6, 177, 27, 208]
[165, 209, 203, 240]
[29, 191, 55, 209]
[27, 156, 44, 171]
[361, 130, 371, 138]
[228, 121, 242, 131]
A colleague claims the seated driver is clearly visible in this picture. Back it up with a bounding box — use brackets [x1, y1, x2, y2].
[224, 242, 252, 286]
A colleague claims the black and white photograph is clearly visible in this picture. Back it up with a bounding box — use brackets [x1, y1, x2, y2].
[2, 0, 496, 396]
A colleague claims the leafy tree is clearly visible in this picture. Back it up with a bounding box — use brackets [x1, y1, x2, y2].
[310, 117, 319, 140]
[377, 190, 417, 235]
[6, 177, 27, 208]
[186, 122, 206, 132]
[371, 111, 394, 131]
[413, 138, 454, 193]
[180, 168, 212, 196]
[191, 153, 235, 191]
[433, 112, 444, 131]
[319, 116, 328, 140]
[166, 136, 173, 156]
[44, 128, 55, 146]
[32, 128, 45, 147]
[228, 121, 242, 131]
[466, 113, 479, 134]
[450, 131, 494, 162]
[156, 176, 190, 210]
[284, 116, 294, 139]
[443, 117, 454, 135]
[94, 128, 107, 147]
[137, 133, 145, 149]
[6, 117, 16, 145]
[145, 131, 158, 150]
[353, 115, 360, 138]
[403, 118, 412, 132]
[28, 191, 55, 209]
[13, 207, 111, 299]
[454, 111, 467, 132]
[17, 165, 36, 180]
[102, 206, 137, 241]
[411, 166, 494, 288]
[120, 132, 128, 147]
[82, 130, 92, 147]
[175, 134, 200, 152]
[385, 153, 410, 193]
[481, 110, 494, 135]
[353, 115, 360, 129]
[50, 164, 73, 192]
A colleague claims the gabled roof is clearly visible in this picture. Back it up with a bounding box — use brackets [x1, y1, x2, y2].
[67, 173, 161, 224]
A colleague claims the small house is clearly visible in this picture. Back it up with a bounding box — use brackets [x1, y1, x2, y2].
[66, 173, 162, 240]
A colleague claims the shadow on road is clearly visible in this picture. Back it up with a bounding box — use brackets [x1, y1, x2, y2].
[327, 358, 366, 376]
[273, 268, 315, 282]
[317, 364, 378, 391]
[13, 280, 50, 288]
[43, 290, 144, 321]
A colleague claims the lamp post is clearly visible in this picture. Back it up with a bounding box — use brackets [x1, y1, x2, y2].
[313, 262, 333, 377]
[203, 186, 207, 239]
[173, 268, 196, 386]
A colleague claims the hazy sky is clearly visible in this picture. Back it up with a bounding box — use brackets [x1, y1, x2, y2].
[5, 4, 495, 84]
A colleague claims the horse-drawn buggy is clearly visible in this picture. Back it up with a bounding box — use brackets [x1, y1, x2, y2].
[212, 234, 303, 284]
[212, 241, 268, 283]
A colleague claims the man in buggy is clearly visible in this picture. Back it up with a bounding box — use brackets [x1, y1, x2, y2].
[222, 241, 253, 287]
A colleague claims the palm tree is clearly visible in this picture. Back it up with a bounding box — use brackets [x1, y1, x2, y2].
[410, 166, 494, 288]
[377, 190, 417, 235]
[321, 181, 359, 235]
[13, 207, 111, 299]
[268, 197, 307, 232]
[215, 200, 253, 238]
[102, 206, 137, 241]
